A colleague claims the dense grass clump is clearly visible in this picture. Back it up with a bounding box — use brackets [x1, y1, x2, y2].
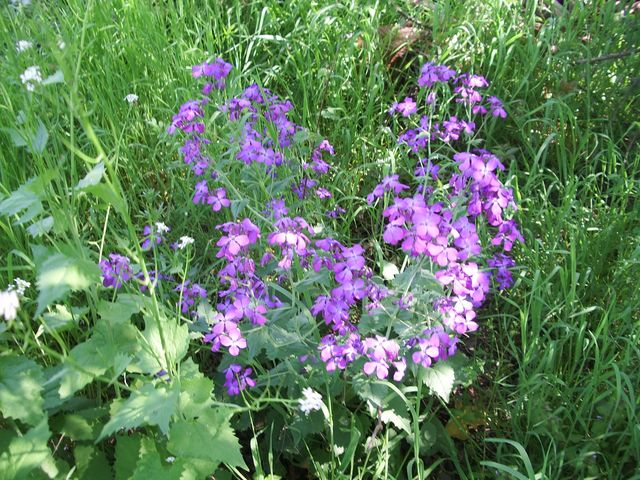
[0, 1, 638, 479]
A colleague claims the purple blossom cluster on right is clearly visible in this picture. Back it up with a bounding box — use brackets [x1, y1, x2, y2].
[375, 62, 523, 357]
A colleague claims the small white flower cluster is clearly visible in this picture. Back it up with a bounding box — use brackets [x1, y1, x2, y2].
[9, 0, 32, 6]
[16, 40, 33, 52]
[155, 221, 170, 234]
[124, 93, 139, 104]
[1, 278, 30, 321]
[20, 65, 42, 91]
[8, 278, 31, 296]
[299, 387, 324, 415]
[176, 236, 194, 250]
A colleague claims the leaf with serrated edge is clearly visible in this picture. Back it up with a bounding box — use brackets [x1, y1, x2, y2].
[99, 383, 179, 440]
[0, 356, 45, 426]
[421, 362, 455, 403]
[35, 251, 100, 315]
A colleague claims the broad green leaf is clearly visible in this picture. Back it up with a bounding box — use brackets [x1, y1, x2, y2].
[381, 261, 399, 280]
[115, 434, 143, 480]
[26, 215, 54, 237]
[97, 294, 145, 324]
[99, 382, 179, 440]
[50, 407, 106, 441]
[83, 183, 127, 215]
[14, 201, 43, 225]
[0, 180, 39, 217]
[76, 162, 105, 190]
[74, 444, 112, 480]
[167, 409, 247, 471]
[0, 420, 57, 480]
[32, 121, 49, 154]
[42, 304, 81, 332]
[230, 199, 248, 219]
[0, 355, 45, 426]
[421, 362, 455, 403]
[358, 311, 389, 335]
[3, 128, 28, 148]
[59, 321, 140, 398]
[35, 249, 101, 315]
[178, 359, 214, 419]
[54, 414, 95, 441]
[353, 377, 388, 410]
[131, 436, 181, 480]
[380, 410, 411, 434]
[132, 314, 189, 374]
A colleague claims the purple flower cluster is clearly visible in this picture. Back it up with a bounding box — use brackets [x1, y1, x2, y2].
[174, 280, 207, 314]
[223, 363, 256, 395]
[191, 57, 233, 91]
[162, 58, 523, 396]
[267, 217, 314, 270]
[392, 64, 510, 153]
[366, 62, 523, 366]
[100, 225, 207, 316]
[99, 254, 132, 288]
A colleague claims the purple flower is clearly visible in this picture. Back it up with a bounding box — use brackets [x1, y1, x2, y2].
[192, 58, 232, 88]
[208, 187, 231, 212]
[326, 206, 346, 218]
[219, 328, 247, 356]
[491, 220, 524, 251]
[488, 253, 516, 289]
[390, 97, 417, 117]
[216, 219, 260, 260]
[141, 223, 170, 250]
[193, 180, 209, 204]
[367, 174, 409, 204]
[99, 254, 132, 288]
[412, 327, 458, 368]
[223, 364, 256, 396]
[487, 96, 507, 118]
[418, 63, 457, 88]
[264, 198, 289, 219]
[292, 177, 317, 199]
[315, 187, 332, 199]
[167, 100, 204, 135]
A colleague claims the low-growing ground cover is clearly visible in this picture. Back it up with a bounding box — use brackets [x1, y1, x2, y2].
[0, 1, 638, 479]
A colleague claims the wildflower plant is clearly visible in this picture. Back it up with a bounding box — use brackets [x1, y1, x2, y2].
[1, 46, 522, 479]
[160, 56, 521, 404]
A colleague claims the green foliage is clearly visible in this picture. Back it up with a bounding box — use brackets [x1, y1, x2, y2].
[167, 410, 247, 474]
[33, 245, 101, 315]
[0, 355, 45, 426]
[59, 318, 140, 398]
[99, 382, 179, 439]
[420, 362, 455, 403]
[0, 0, 637, 478]
[0, 420, 57, 480]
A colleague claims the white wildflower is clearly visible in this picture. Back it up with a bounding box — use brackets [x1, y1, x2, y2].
[299, 387, 324, 415]
[333, 445, 345, 456]
[0, 290, 20, 321]
[176, 236, 194, 250]
[165, 456, 176, 463]
[20, 66, 42, 91]
[58, 39, 65, 50]
[124, 93, 139, 104]
[155, 221, 170, 234]
[9, 0, 32, 6]
[9, 278, 30, 296]
[16, 40, 33, 52]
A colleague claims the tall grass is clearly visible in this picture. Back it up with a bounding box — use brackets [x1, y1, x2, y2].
[1, 0, 638, 478]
